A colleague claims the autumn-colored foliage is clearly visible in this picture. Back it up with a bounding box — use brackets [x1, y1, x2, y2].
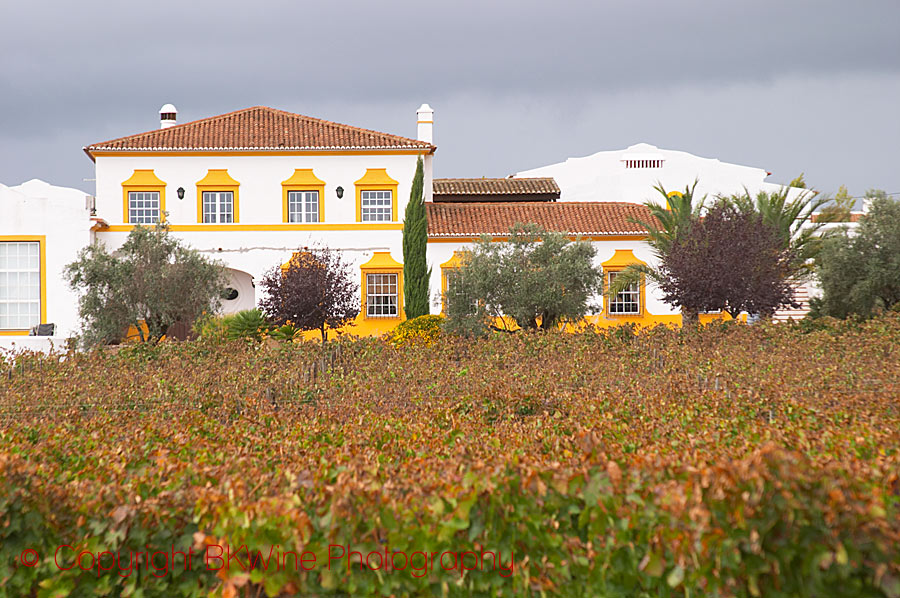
[1, 316, 899, 597]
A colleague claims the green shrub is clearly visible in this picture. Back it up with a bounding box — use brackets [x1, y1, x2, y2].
[226, 309, 269, 341]
[389, 314, 444, 345]
[193, 312, 233, 341]
[270, 323, 303, 342]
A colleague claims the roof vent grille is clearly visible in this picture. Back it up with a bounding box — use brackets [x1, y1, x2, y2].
[624, 159, 664, 169]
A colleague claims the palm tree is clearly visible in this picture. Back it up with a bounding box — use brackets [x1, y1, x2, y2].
[608, 181, 706, 327]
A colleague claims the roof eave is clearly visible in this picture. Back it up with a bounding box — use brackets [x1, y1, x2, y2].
[427, 231, 648, 238]
[85, 145, 436, 154]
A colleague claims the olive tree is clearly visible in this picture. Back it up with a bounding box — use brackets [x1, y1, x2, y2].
[65, 224, 226, 346]
[811, 191, 900, 319]
[445, 224, 602, 336]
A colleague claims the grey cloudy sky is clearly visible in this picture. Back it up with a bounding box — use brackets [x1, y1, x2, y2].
[1, 0, 898, 199]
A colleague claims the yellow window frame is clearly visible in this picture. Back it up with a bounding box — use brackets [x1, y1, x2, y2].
[439, 251, 468, 314]
[122, 170, 166, 224]
[360, 252, 403, 320]
[601, 249, 647, 317]
[196, 169, 240, 223]
[354, 169, 398, 222]
[0, 235, 47, 336]
[281, 169, 326, 223]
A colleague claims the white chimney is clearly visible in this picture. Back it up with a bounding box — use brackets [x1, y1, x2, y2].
[416, 103, 433, 144]
[159, 104, 178, 129]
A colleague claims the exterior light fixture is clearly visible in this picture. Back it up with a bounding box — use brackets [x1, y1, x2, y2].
[335, 186, 344, 199]
[177, 187, 185, 199]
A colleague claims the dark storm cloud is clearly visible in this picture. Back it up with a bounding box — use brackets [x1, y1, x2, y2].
[1, 0, 898, 195]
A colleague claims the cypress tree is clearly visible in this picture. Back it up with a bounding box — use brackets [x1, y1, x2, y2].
[402, 156, 431, 318]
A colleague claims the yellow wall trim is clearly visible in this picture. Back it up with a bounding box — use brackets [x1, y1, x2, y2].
[355, 169, 399, 222]
[0, 235, 47, 334]
[601, 248, 647, 269]
[360, 252, 404, 321]
[121, 170, 166, 224]
[281, 169, 326, 223]
[102, 223, 404, 232]
[196, 169, 240, 223]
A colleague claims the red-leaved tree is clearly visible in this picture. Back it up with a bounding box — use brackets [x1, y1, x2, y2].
[658, 203, 798, 319]
[258, 248, 359, 341]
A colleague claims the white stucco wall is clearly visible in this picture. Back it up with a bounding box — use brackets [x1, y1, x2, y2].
[0, 179, 93, 342]
[95, 228, 405, 316]
[515, 143, 806, 206]
[93, 153, 423, 226]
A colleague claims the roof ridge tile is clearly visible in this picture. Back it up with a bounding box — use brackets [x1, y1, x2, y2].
[84, 106, 435, 153]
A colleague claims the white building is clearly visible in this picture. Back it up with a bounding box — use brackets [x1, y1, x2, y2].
[514, 142, 806, 206]
[3, 106, 829, 351]
[0, 179, 93, 351]
[83, 104, 436, 339]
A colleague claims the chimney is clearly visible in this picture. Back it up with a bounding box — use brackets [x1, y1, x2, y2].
[416, 103, 433, 144]
[159, 104, 178, 129]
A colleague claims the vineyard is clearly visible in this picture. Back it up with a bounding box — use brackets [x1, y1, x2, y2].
[1, 316, 899, 597]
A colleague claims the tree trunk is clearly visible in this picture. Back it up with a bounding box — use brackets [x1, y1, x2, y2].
[681, 307, 699, 329]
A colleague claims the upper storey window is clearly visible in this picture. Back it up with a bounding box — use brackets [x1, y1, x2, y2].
[128, 192, 161, 224]
[360, 190, 393, 222]
[355, 169, 399, 223]
[202, 192, 234, 223]
[282, 169, 325, 223]
[196, 170, 240, 224]
[287, 191, 320, 223]
[121, 170, 166, 224]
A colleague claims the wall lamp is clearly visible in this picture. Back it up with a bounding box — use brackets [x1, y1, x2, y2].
[335, 186, 344, 199]
[177, 187, 185, 200]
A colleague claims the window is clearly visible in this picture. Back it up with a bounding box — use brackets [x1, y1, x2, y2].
[360, 190, 393, 222]
[607, 271, 640, 314]
[440, 251, 468, 314]
[196, 169, 240, 223]
[128, 191, 161, 224]
[281, 169, 326, 223]
[0, 241, 41, 330]
[122, 169, 166, 224]
[355, 169, 398, 222]
[287, 191, 320, 223]
[366, 273, 398, 317]
[202, 191, 234, 223]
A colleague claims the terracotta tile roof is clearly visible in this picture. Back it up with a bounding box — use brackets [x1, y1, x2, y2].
[433, 178, 559, 196]
[84, 106, 436, 154]
[811, 212, 863, 223]
[427, 202, 652, 237]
